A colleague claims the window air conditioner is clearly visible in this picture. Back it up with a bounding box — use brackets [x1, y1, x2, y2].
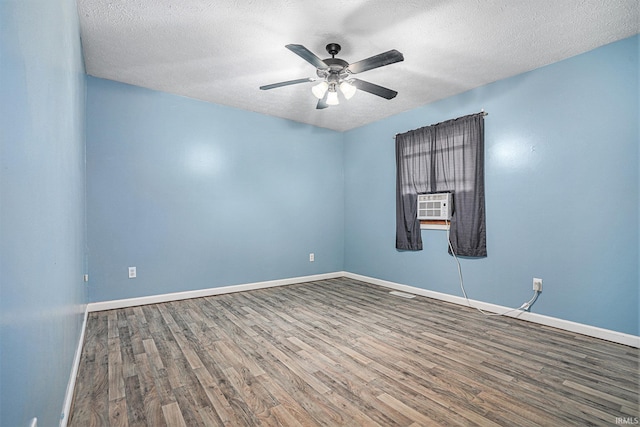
[417, 192, 452, 220]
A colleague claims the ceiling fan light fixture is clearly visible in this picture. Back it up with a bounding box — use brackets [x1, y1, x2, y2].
[339, 80, 357, 100]
[326, 87, 339, 106]
[311, 81, 328, 99]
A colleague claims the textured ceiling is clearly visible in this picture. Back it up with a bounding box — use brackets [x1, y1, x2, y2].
[77, 0, 639, 131]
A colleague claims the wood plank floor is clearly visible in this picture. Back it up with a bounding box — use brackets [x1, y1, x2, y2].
[69, 277, 639, 426]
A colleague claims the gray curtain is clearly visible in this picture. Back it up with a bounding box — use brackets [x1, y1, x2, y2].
[395, 113, 486, 257]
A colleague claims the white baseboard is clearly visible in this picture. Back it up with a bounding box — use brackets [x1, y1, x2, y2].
[344, 272, 640, 348]
[84, 270, 639, 348]
[60, 306, 89, 427]
[87, 272, 344, 312]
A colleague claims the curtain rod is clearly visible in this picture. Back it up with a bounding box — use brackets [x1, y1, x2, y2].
[393, 110, 488, 139]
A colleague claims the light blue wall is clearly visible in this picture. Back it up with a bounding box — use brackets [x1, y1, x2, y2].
[0, 0, 87, 426]
[86, 77, 344, 302]
[344, 36, 639, 336]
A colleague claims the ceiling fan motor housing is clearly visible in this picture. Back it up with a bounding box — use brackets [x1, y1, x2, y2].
[317, 57, 350, 81]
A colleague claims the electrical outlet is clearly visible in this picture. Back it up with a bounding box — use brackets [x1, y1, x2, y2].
[83, 274, 89, 282]
[309, 253, 314, 262]
[533, 278, 543, 292]
[128, 266, 136, 278]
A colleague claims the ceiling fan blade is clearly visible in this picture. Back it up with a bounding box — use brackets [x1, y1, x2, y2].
[316, 93, 329, 109]
[260, 78, 313, 90]
[351, 78, 398, 99]
[286, 44, 329, 69]
[347, 49, 404, 74]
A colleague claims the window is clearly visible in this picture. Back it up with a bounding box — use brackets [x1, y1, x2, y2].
[395, 113, 487, 257]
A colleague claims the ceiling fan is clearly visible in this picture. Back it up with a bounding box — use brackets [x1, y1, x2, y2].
[260, 43, 404, 109]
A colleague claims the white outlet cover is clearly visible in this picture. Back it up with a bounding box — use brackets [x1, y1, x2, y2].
[533, 278, 543, 291]
[128, 267, 136, 278]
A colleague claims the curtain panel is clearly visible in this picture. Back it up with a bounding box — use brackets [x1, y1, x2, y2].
[395, 113, 486, 257]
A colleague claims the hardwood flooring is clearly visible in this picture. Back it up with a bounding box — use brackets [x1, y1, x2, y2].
[68, 277, 639, 426]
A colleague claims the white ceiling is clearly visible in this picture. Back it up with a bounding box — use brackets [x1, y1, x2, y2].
[77, 0, 639, 132]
